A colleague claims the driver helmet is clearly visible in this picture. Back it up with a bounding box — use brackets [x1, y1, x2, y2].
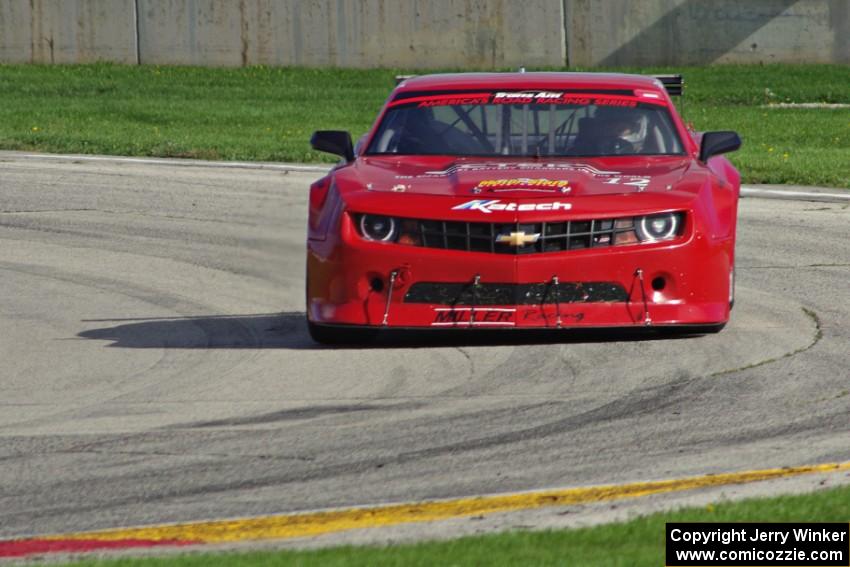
[594, 106, 646, 144]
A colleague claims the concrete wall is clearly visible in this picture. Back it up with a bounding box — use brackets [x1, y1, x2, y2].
[135, 0, 565, 68]
[567, 0, 850, 66]
[1, 0, 848, 67]
[0, 0, 137, 64]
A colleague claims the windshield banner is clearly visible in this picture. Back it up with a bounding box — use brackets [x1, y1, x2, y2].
[390, 92, 649, 108]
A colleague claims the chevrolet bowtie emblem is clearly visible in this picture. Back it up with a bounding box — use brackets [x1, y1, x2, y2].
[496, 231, 541, 247]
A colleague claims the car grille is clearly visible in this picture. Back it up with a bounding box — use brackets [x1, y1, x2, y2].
[404, 282, 628, 305]
[415, 218, 629, 254]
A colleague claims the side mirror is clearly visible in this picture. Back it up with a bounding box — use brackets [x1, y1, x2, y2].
[699, 131, 741, 162]
[311, 130, 354, 162]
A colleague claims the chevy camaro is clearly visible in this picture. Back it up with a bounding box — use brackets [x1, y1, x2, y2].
[306, 72, 741, 343]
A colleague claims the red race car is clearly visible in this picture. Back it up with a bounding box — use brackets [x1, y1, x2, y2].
[306, 72, 741, 343]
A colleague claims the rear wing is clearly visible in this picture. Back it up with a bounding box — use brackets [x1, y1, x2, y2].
[654, 74, 683, 96]
[395, 73, 684, 96]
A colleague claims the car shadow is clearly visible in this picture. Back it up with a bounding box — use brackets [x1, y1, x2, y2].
[77, 312, 698, 349]
[78, 312, 315, 349]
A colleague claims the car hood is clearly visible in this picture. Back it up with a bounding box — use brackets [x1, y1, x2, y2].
[343, 155, 695, 198]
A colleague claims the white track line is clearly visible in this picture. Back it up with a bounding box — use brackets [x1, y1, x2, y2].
[741, 186, 850, 202]
[0, 152, 331, 173]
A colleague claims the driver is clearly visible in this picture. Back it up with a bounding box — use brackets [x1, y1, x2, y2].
[572, 107, 644, 155]
[594, 107, 644, 154]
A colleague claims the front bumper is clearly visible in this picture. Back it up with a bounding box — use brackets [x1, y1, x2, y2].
[307, 222, 732, 329]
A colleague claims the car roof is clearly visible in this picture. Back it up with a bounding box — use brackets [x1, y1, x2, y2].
[394, 72, 666, 93]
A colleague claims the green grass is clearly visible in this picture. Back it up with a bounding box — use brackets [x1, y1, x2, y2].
[1, 63, 849, 187]
[62, 484, 850, 566]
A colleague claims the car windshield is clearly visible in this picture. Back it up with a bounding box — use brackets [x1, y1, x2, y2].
[366, 91, 685, 157]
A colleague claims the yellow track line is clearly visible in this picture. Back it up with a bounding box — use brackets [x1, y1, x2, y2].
[45, 461, 850, 544]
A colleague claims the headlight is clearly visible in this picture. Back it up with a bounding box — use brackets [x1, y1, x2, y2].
[635, 212, 683, 242]
[359, 214, 397, 242]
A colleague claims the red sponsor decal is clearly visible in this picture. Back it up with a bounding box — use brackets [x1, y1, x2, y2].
[417, 96, 491, 108]
[592, 96, 638, 107]
[388, 93, 492, 108]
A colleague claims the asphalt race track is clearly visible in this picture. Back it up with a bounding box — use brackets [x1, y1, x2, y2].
[1, 154, 848, 540]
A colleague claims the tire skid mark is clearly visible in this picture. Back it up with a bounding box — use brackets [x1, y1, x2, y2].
[709, 307, 822, 377]
[2, 384, 701, 523]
